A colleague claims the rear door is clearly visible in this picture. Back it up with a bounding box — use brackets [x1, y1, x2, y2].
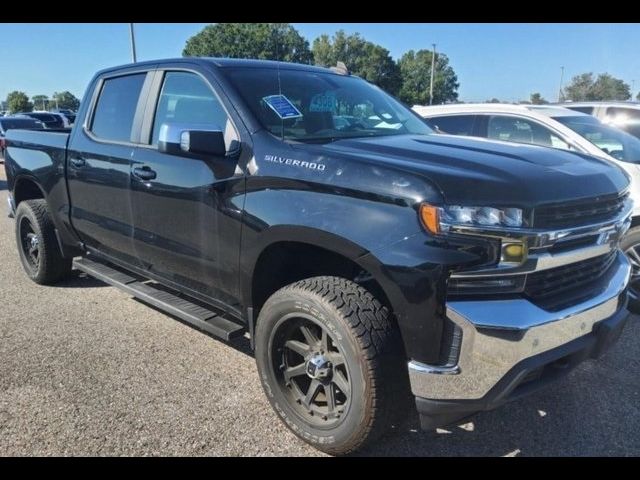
[129, 66, 246, 307]
[67, 68, 154, 266]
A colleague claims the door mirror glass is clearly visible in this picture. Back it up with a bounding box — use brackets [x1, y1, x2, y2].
[158, 122, 226, 157]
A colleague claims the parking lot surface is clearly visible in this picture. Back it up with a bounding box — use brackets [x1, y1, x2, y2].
[0, 168, 639, 456]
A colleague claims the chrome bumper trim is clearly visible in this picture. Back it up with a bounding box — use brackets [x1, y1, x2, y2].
[408, 250, 631, 400]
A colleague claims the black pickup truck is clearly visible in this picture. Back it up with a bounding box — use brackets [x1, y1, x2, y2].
[3, 58, 634, 455]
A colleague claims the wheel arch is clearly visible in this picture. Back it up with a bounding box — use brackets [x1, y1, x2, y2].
[13, 175, 47, 206]
[245, 227, 398, 343]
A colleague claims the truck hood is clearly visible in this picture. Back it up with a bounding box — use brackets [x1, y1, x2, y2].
[313, 133, 630, 208]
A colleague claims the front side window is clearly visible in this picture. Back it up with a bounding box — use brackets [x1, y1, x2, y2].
[427, 115, 476, 135]
[151, 71, 232, 146]
[91, 73, 146, 142]
[222, 67, 432, 143]
[555, 115, 640, 163]
[487, 115, 569, 150]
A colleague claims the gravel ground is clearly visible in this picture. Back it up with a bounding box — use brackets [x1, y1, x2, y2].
[0, 167, 639, 456]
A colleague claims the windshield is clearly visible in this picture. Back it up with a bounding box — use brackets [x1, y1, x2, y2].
[554, 115, 640, 164]
[223, 67, 433, 143]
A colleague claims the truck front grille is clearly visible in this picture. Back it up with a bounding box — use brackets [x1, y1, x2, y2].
[524, 251, 617, 303]
[533, 192, 628, 229]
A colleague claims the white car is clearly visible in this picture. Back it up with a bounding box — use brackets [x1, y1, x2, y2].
[560, 101, 640, 140]
[414, 103, 640, 307]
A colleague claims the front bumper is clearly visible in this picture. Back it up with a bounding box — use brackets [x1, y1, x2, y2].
[409, 250, 631, 429]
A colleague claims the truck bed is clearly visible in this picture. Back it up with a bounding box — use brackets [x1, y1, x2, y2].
[4, 128, 71, 186]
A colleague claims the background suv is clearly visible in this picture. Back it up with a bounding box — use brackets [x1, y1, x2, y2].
[561, 102, 640, 140]
[16, 111, 68, 129]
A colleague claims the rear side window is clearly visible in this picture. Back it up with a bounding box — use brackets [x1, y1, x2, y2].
[151, 71, 231, 146]
[487, 115, 570, 150]
[426, 115, 476, 135]
[91, 73, 146, 142]
[605, 107, 640, 138]
[566, 106, 594, 115]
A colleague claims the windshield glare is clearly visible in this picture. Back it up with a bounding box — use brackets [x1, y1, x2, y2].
[224, 67, 433, 142]
[554, 115, 640, 164]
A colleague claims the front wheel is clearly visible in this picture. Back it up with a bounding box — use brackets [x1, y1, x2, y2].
[622, 226, 640, 314]
[255, 276, 408, 455]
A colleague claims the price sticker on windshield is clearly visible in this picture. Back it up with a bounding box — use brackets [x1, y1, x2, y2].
[262, 95, 303, 120]
[309, 92, 337, 113]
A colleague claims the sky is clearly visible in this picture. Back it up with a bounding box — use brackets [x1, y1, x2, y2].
[1, 23, 639, 105]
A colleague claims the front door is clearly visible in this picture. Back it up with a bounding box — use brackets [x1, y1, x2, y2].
[67, 71, 151, 266]
[129, 69, 244, 306]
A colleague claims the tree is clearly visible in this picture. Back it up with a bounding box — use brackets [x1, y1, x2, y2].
[51, 91, 80, 111]
[6, 91, 32, 114]
[183, 23, 312, 64]
[31, 94, 49, 111]
[591, 74, 630, 101]
[530, 92, 548, 105]
[397, 49, 459, 105]
[312, 31, 401, 95]
[637, 92, 640, 101]
[564, 72, 630, 101]
[487, 98, 501, 103]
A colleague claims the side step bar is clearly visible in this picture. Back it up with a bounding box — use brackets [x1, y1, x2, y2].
[73, 257, 245, 341]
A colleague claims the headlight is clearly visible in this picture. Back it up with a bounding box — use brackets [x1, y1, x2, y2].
[420, 203, 524, 234]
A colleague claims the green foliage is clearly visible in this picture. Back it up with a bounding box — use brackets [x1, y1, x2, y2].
[530, 92, 547, 105]
[397, 49, 459, 105]
[52, 91, 80, 111]
[31, 94, 49, 110]
[6, 91, 32, 114]
[564, 72, 631, 101]
[312, 31, 401, 95]
[486, 98, 501, 103]
[183, 23, 313, 64]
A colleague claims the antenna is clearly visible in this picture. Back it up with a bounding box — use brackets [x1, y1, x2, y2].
[330, 61, 350, 75]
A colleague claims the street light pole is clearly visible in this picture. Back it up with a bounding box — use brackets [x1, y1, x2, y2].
[129, 23, 137, 63]
[558, 66, 565, 102]
[429, 43, 436, 105]
[631, 79, 635, 102]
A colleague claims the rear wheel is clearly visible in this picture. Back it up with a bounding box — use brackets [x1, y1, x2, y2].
[255, 276, 408, 455]
[15, 199, 72, 285]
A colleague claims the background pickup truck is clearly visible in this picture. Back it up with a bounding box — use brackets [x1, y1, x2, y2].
[3, 58, 634, 455]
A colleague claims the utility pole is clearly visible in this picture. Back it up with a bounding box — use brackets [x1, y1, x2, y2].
[558, 66, 565, 102]
[429, 43, 437, 105]
[631, 79, 635, 101]
[129, 23, 137, 63]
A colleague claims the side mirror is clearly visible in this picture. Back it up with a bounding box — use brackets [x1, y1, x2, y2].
[158, 123, 227, 157]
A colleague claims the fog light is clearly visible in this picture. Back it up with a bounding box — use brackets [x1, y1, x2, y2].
[505, 244, 523, 257]
[501, 243, 526, 263]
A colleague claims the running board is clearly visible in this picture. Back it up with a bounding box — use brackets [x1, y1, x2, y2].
[73, 257, 245, 341]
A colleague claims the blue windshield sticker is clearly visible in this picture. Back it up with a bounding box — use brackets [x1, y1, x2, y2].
[262, 95, 303, 119]
[309, 92, 337, 112]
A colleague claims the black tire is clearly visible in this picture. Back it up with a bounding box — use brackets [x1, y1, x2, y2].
[15, 199, 72, 285]
[621, 226, 640, 314]
[255, 276, 408, 455]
